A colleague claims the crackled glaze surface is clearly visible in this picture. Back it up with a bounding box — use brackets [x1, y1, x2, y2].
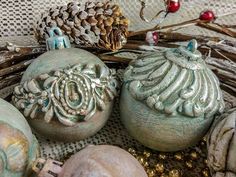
[0, 99, 38, 177]
[120, 40, 225, 151]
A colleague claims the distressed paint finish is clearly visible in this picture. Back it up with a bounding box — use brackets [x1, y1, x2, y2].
[12, 37, 118, 141]
[59, 145, 148, 177]
[120, 40, 225, 151]
[207, 108, 236, 177]
[0, 99, 38, 177]
[13, 64, 117, 127]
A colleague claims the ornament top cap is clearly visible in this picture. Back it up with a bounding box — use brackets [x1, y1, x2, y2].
[46, 27, 71, 51]
[173, 39, 201, 61]
[186, 39, 197, 53]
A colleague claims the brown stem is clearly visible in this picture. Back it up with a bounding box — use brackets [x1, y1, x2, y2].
[99, 55, 131, 64]
[0, 45, 45, 66]
[206, 41, 236, 54]
[131, 31, 222, 43]
[128, 19, 199, 37]
[0, 73, 22, 90]
[123, 40, 236, 61]
[0, 59, 34, 77]
[213, 22, 236, 29]
[197, 22, 236, 38]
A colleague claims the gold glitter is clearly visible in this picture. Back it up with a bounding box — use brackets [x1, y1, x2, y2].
[185, 160, 193, 169]
[174, 153, 183, 161]
[137, 156, 145, 164]
[143, 151, 151, 158]
[128, 148, 136, 154]
[158, 153, 167, 160]
[160, 174, 169, 177]
[202, 169, 210, 177]
[190, 151, 198, 160]
[147, 169, 155, 177]
[127, 137, 209, 177]
[143, 161, 149, 168]
[169, 169, 181, 177]
[155, 163, 164, 174]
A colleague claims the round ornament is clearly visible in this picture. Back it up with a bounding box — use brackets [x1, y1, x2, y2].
[59, 145, 148, 177]
[120, 40, 225, 152]
[12, 27, 118, 142]
[207, 108, 236, 177]
[0, 98, 38, 177]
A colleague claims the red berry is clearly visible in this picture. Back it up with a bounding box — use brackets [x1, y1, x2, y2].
[146, 31, 159, 45]
[167, 0, 180, 13]
[199, 10, 215, 22]
[152, 32, 159, 44]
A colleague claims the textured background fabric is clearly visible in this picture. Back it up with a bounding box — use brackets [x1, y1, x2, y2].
[0, 0, 236, 37]
[0, 0, 236, 176]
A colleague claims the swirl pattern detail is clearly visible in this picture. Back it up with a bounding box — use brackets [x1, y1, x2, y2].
[13, 64, 118, 126]
[124, 50, 225, 118]
[0, 123, 29, 176]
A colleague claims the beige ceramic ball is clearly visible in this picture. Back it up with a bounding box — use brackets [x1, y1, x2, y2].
[12, 28, 118, 142]
[207, 108, 236, 177]
[59, 145, 148, 177]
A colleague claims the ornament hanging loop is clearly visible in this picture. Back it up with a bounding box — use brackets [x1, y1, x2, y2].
[139, 0, 167, 23]
[46, 27, 71, 51]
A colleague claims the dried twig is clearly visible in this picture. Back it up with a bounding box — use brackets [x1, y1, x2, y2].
[206, 41, 236, 55]
[0, 59, 33, 77]
[0, 73, 23, 90]
[129, 16, 236, 39]
[131, 31, 222, 43]
[197, 22, 236, 38]
[0, 43, 45, 68]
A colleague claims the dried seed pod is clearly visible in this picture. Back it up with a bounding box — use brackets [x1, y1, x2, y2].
[36, 1, 129, 51]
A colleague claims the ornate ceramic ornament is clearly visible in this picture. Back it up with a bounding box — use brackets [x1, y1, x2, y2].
[0, 99, 38, 177]
[207, 108, 236, 177]
[120, 40, 225, 151]
[12, 27, 118, 142]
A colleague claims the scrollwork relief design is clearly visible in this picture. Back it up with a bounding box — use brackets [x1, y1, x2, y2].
[13, 64, 118, 126]
[124, 49, 225, 118]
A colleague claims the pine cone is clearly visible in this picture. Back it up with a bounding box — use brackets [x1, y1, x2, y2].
[36, 1, 129, 51]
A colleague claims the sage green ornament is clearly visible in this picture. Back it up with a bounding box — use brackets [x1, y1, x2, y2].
[12, 27, 118, 142]
[0, 98, 38, 177]
[207, 108, 236, 177]
[120, 40, 225, 152]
